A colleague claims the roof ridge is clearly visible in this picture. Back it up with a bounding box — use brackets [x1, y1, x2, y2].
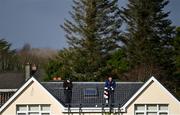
[41, 81, 144, 84]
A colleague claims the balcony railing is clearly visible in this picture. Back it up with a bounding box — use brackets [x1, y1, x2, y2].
[0, 92, 14, 107]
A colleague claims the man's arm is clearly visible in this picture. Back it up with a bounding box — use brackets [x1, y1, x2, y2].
[110, 81, 116, 90]
[104, 80, 108, 89]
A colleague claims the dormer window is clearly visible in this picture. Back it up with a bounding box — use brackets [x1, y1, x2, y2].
[83, 88, 98, 97]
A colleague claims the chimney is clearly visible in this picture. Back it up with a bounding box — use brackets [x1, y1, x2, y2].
[25, 62, 30, 81]
[31, 64, 37, 76]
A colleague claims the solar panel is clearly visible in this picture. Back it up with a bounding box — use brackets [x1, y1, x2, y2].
[83, 88, 98, 96]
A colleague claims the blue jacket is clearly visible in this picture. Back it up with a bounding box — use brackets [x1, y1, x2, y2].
[104, 80, 116, 91]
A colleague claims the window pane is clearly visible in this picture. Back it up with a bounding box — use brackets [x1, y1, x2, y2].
[136, 113, 144, 115]
[18, 113, 26, 115]
[28, 112, 39, 115]
[29, 105, 39, 111]
[159, 113, 168, 115]
[41, 105, 50, 111]
[135, 105, 145, 111]
[147, 105, 157, 111]
[83, 88, 97, 96]
[42, 113, 50, 115]
[159, 105, 168, 110]
[17, 105, 27, 111]
[147, 112, 157, 115]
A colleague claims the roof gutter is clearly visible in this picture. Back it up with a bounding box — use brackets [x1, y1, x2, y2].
[0, 89, 17, 92]
[63, 107, 125, 113]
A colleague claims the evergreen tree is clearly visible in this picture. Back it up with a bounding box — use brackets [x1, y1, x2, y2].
[173, 27, 180, 99]
[174, 27, 180, 76]
[0, 39, 20, 72]
[107, 48, 129, 80]
[60, 0, 122, 81]
[121, 0, 175, 81]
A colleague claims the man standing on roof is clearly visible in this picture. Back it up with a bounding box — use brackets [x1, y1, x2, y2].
[104, 76, 116, 105]
[63, 78, 73, 105]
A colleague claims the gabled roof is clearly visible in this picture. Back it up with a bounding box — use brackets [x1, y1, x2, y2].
[0, 72, 25, 89]
[0, 77, 65, 113]
[0, 76, 143, 113]
[0, 76, 179, 113]
[121, 76, 180, 112]
[42, 81, 143, 108]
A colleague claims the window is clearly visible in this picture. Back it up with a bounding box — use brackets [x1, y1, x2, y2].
[135, 104, 168, 115]
[16, 105, 50, 115]
[83, 88, 98, 96]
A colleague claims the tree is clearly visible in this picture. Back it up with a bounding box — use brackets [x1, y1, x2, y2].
[107, 49, 129, 80]
[121, 0, 175, 81]
[17, 44, 58, 79]
[174, 27, 180, 75]
[59, 0, 122, 81]
[0, 39, 20, 72]
[173, 27, 180, 98]
[44, 58, 63, 81]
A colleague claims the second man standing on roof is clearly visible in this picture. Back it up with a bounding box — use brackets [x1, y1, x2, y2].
[104, 76, 116, 105]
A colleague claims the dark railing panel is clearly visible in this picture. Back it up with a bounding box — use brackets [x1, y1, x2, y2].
[0, 92, 15, 107]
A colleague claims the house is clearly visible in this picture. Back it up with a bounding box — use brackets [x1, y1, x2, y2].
[0, 63, 43, 108]
[0, 65, 43, 107]
[0, 76, 179, 115]
[0, 72, 25, 107]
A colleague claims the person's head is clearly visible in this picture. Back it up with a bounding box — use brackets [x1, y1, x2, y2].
[108, 76, 112, 82]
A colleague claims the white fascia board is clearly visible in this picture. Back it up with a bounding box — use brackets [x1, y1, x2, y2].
[0, 77, 65, 113]
[120, 76, 154, 112]
[0, 77, 34, 112]
[0, 89, 17, 92]
[32, 77, 65, 110]
[152, 77, 180, 104]
[121, 76, 180, 112]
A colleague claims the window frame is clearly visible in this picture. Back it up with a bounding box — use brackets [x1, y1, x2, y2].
[83, 88, 98, 97]
[134, 104, 169, 115]
[16, 104, 51, 115]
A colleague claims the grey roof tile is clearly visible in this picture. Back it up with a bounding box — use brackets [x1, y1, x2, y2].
[0, 72, 25, 89]
[42, 82, 143, 108]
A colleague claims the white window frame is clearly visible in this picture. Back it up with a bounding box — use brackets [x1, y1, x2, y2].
[134, 104, 169, 115]
[16, 104, 51, 115]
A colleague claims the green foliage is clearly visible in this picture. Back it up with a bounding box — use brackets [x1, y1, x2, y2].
[0, 39, 21, 72]
[172, 27, 180, 98]
[44, 59, 62, 81]
[120, 0, 179, 98]
[120, 0, 175, 80]
[174, 27, 180, 69]
[107, 49, 129, 76]
[44, 0, 179, 99]
[58, 0, 122, 81]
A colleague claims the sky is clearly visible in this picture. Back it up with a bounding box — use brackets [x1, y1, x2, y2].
[0, 0, 179, 49]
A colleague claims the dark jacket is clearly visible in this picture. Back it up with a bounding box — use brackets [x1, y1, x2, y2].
[63, 80, 73, 90]
[104, 80, 116, 91]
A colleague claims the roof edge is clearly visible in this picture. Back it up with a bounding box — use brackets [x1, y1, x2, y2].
[0, 89, 17, 92]
[41, 81, 144, 84]
[121, 76, 180, 112]
[0, 77, 65, 113]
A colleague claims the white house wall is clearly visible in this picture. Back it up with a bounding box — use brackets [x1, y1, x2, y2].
[122, 81, 180, 115]
[0, 81, 63, 115]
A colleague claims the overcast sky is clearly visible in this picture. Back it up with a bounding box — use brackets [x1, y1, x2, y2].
[0, 0, 179, 49]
